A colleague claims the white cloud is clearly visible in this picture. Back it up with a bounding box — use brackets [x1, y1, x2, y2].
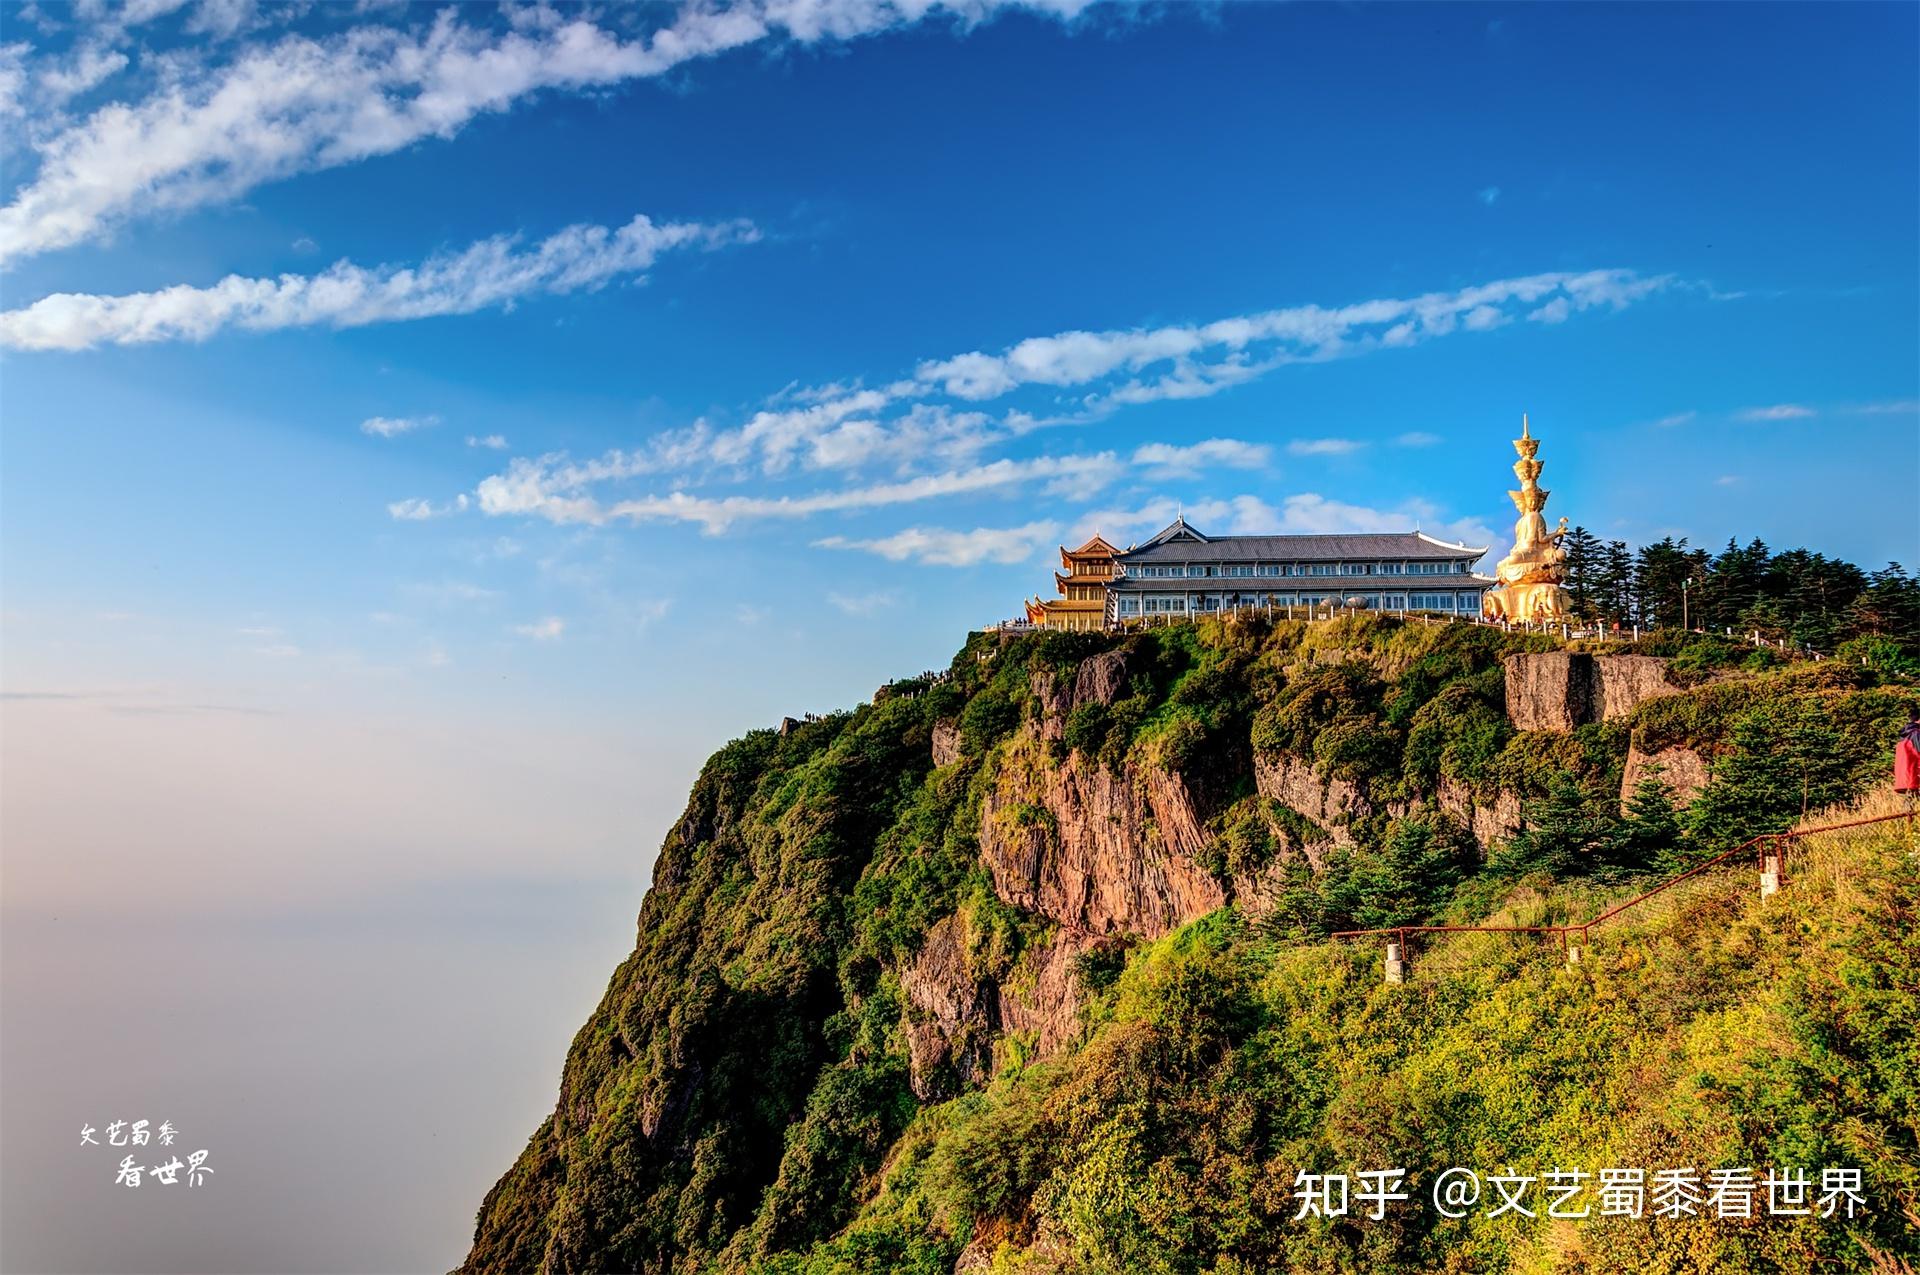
[1527, 297, 1572, 324]
[1394, 431, 1441, 447]
[0, 43, 29, 120]
[475, 452, 1124, 533]
[469, 268, 1678, 535]
[1, 213, 754, 351]
[1131, 437, 1270, 477]
[1715, 475, 1740, 486]
[1652, 411, 1697, 428]
[465, 434, 508, 450]
[362, 413, 438, 438]
[814, 520, 1061, 567]
[513, 616, 565, 641]
[827, 590, 896, 617]
[1287, 437, 1365, 457]
[38, 44, 130, 104]
[1735, 403, 1815, 421]
[406, 579, 500, 605]
[387, 494, 469, 520]
[597, 267, 1674, 482]
[0, 3, 1097, 263]
[1477, 186, 1500, 205]
[1850, 399, 1918, 415]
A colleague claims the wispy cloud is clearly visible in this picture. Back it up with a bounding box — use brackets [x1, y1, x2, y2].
[476, 452, 1124, 533]
[1651, 411, 1697, 429]
[513, 616, 565, 641]
[1131, 437, 1270, 477]
[466, 434, 509, 450]
[362, 414, 438, 439]
[1849, 398, 1918, 415]
[827, 590, 896, 617]
[1287, 437, 1365, 457]
[1394, 431, 1441, 447]
[1735, 403, 1816, 421]
[0, 213, 756, 351]
[814, 520, 1061, 567]
[1477, 186, 1500, 205]
[387, 495, 469, 521]
[464, 268, 1680, 531]
[0, 2, 1099, 264]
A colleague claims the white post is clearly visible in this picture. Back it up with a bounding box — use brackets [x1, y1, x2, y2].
[1384, 938, 1407, 984]
[1760, 850, 1783, 899]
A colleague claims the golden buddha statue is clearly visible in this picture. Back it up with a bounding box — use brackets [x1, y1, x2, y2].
[1481, 415, 1571, 622]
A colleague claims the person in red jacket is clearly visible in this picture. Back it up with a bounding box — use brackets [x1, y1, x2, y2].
[1898, 714, 1920, 793]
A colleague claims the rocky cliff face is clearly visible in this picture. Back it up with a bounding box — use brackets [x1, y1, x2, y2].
[461, 620, 1750, 1275]
[1504, 651, 1681, 731]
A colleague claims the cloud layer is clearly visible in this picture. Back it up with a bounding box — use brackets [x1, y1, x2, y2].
[0, 213, 755, 350]
[464, 268, 1673, 533]
[0, 1, 1095, 264]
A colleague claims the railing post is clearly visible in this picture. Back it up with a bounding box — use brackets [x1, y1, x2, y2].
[1760, 840, 1784, 899]
[1384, 933, 1408, 984]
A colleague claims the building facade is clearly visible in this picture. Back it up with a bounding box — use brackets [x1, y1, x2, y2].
[1024, 534, 1120, 631]
[1103, 517, 1491, 623]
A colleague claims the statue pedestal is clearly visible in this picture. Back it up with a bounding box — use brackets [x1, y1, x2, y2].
[1483, 581, 1569, 623]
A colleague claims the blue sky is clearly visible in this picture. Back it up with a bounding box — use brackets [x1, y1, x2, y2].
[1, 3, 1916, 1270]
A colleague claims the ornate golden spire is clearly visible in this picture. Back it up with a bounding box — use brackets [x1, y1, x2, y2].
[1482, 415, 1571, 623]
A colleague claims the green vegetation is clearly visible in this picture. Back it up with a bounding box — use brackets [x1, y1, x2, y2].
[811, 830, 1920, 1275]
[461, 616, 1917, 1275]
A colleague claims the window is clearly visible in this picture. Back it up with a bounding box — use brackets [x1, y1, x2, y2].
[1308, 564, 1337, 576]
[1226, 565, 1256, 578]
[1377, 562, 1405, 575]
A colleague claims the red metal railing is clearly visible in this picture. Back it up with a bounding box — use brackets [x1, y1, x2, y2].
[1329, 809, 1916, 958]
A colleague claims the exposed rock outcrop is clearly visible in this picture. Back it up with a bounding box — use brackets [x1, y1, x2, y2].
[980, 745, 1225, 939]
[1253, 754, 1367, 846]
[1504, 652, 1681, 732]
[1620, 743, 1711, 812]
[1594, 655, 1682, 721]
[1030, 669, 1071, 741]
[931, 719, 962, 767]
[1073, 649, 1131, 707]
[1503, 652, 1593, 732]
[996, 930, 1099, 1058]
[1438, 776, 1524, 847]
[900, 913, 995, 1100]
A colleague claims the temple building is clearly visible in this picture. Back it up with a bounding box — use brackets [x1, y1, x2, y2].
[1102, 517, 1491, 623]
[1025, 535, 1120, 630]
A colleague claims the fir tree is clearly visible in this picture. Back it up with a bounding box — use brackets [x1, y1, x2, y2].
[1561, 525, 1602, 618]
[1684, 699, 1857, 849]
[1490, 772, 1615, 879]
[1609, 768, 1685, 875]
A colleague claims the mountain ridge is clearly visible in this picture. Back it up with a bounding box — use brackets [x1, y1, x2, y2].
[459, 616, 1918, 1275]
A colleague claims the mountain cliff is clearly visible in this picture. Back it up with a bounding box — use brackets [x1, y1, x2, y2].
[459, 616, 1917, 1275]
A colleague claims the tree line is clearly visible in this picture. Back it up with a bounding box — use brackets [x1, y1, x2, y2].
[1556, 528, 1920, 651]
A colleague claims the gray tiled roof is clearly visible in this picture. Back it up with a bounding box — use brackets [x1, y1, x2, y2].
[1116, 522, 1484, 563]
[1109, 574, 1488, 593]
